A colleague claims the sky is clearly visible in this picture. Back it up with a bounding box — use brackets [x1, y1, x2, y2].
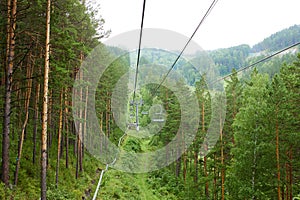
[97, 0, 300, 50]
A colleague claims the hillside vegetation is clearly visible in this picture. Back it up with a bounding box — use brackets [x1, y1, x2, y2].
[0, 1, 299, 199]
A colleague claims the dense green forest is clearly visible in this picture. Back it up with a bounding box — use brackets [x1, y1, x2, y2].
[0, 0, 300, 199]
[208, 24, 300, 76]
[252, 25, 300, 53]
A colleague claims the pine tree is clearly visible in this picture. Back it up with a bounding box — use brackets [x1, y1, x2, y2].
[2, 0, 17, 186]
[223, 69, 242, 198]
[270, 56, 300, 199]
[41, 0, 51, 198]
[229, 69, 276, 199]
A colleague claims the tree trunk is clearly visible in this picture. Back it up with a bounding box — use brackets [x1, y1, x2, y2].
[2, 0, 17, 186]
[76, 68, 83, 178]
[175, 132, 182, 177]
[14, 53, 33, 185]
[99, 112, 103, 154]
[65, 91, 69, 168]
[202, 101, 209, 198]
[41, 0, 51, 198]
[286, 160, 289, 200]
[106, 91, 110, 138]
[232, 88, 236, 145]
[204, 155, 209, 198]
[82, 86, 88, 159]
[56, 89, 63, 187]
[47, 89, 53, 165]
[32, 81, 40, 164]
[220, 110, 225, 200]
[76, 137, 80, 179]
[183, 150, 187, 183]
[275, 106, 281, 200]
[213, 153, 217, 200]
[286, 148, 293, 200]
[194, 150, 198, 184]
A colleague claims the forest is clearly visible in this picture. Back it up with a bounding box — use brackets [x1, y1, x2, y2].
[0, 0, 300, 199]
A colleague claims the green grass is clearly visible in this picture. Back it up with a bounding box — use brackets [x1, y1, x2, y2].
[93, 135, 182, 200]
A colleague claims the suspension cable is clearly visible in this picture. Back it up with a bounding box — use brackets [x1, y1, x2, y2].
[153, 0, 219, 94]
[133, 0, 147, 101]
[210, 41, 300, 85]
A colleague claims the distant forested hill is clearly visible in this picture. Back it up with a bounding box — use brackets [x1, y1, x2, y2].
[208, 44, 251, 76]
[252, 24, 300, 52]
[206, 24, 300, 76]
[118, 25, 300, 84]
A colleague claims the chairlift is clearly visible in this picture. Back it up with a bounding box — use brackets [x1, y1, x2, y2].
[152, 105, 165, 122]
[152, 116, 165, 122]
[141, 111, 148, 115]
[128, 123, 137, 130]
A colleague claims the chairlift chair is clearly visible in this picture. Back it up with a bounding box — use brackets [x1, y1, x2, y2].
[128, 123, 137, 130]
[152, 104, 165, 122]
[141, 111, 148, 115]
[152, 112, 165, 122]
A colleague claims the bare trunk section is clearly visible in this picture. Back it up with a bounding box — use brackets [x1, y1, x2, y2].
[47, 89, 53, 165]
[175, 131, 182, 177]
[32, 81, 40, 164]
[286, 160, 289, 200]
[220, 109, 225, 200]
[202, 101, 209, 198]
[65, 91, 69, 168]
[232, 89, 236, 145]
[76, 69, 83, 178]
[213, 153, 217, 200]
[204, 155, 209, 198]
[2, 0, 16, 186]
[14, 53, 33, 185]
[99, 112, 103, 154]
[41, 0, 51, 198]
[82, 85, 88, 158]
[76, 138, 80, 179]
[55, 89, 63, 187]
[183, 150, 187, 183]
[106, 91, 111, 138]
[285, 148, 293, 200]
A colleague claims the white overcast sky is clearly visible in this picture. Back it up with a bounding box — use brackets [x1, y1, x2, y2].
[97, 0, 300, 50]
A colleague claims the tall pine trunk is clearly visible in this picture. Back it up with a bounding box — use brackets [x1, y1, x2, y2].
[76, 69, 83, 178]
[220, 107, 225, 200]
[14, 54, 33, 185]
[202, 101, 209, 198]
[193, 150, 198, 184]
[41, 0, 51, 198]
[82, 85, 88, 159]
[65, 91, 69, 168]
[32, 80, 40, 164]
[2, 0, 17, 186]
[56, 89, 63, 187]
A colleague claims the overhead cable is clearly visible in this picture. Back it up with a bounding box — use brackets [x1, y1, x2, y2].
[154, 0, 219, 92]
[133, 0, 147, 101]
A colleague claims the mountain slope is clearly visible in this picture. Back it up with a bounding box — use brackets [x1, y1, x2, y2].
[252, 24, 300, 52]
